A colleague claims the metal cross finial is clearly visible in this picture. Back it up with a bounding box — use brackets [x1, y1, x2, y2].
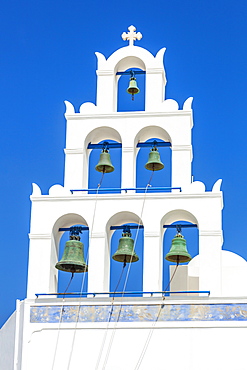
[122, 25, 142, 46]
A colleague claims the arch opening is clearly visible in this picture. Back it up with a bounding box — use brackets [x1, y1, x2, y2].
[88, 139, 122, 193]
[52, 214, 89, 294]
[117, 68, 145, 112]
[136, 138, 171, 192]
[57, 225, 89, 294]
[163, 221, 199, 294]
[106, 212, 144, 296]
[110, 223, 144, 296]
[161, 210, 199, 294]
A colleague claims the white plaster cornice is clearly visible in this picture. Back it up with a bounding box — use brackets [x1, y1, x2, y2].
[122, 146, 134, 152]
[172, 145, 192, 151]
[64, 148, 84, 154]
[96, 70, 115, 76]
[144, 232, 160, 237]
[146, 68, 165, 74]
[199, 230, 223, 237]
[29, 234, 51, 239]
[91, 232, 106, 238]
[65, 110, 193, 120]
[30, 192, 222, 202]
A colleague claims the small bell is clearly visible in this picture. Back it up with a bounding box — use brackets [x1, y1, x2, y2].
[127, 77, 140, 100]
[145, 147, 164, 171]
[95, 149, 115, 173]
[165, 232, 192, 264]
[55, 234, 88, 273]
[112, 230, 139, 263]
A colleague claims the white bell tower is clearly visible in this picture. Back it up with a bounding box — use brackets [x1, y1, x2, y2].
[27, 25, 224, 299]
[2, 25, 247, 370]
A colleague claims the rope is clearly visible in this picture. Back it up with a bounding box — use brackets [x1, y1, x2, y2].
[94, 261, 126, 370]
[66, 175, 104, 369]
[51, 272, 74, 370]
[134, 262, 179, 370]
[100, 171, 154, 370]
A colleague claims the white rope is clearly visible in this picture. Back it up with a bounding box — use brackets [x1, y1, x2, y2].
[134, 263, 179, 370]
[51, 272, 74, 370]
[66, 180, 102, 369]
[100, 173, 154, 370]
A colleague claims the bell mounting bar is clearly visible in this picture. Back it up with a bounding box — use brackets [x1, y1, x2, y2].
[116, 70, 146, 76]
[163, 224, 197, 233]
[137, 140, 171, 148]
[87, 141, 122, 149]
[110, 225, 144, 231]
[59, 226, 89, 234]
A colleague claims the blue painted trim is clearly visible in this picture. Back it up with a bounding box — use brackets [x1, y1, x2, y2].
[70, 187, 181, 193]
[110, 225, 144, 230]
[116, 71, 146, 76]
[87, 142, 122, 149]
[163, 224, 197, 229]
[137, 142, 171, 148]
[35, 290, 210, 298]
[59, 226, 89, 232]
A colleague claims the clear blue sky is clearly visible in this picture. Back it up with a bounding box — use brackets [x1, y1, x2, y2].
[1, 0, 247, 327]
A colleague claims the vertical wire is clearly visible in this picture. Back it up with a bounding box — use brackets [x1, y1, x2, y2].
[66, 172, 105, 369]
[51, 272, 74, 370]
[94, 262, 126, 370]
[100, 171, 154, 370]
[134, 263, 179, 370]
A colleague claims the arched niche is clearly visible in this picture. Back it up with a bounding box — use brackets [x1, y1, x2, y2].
[84, 127, 122, 191]
[115, 57, 146, 112]
[96, 47, 166, 112]
[161, 210, 199, 294]
[52, 213, 89, 294]
[117, 68, 146, 112]
[134, 126, 172, 191]
[106, 211, 144, 294]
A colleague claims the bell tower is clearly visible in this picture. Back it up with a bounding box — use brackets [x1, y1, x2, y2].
[2, 25, 247, 370]
[27, 25, 223, 300]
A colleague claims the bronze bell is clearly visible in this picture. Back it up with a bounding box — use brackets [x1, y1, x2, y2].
[145, 147, 164, 171]
[165, 233, 192, 264]
[112, 231, 139, 263]
[55, 235, 88, 273]
[127, 77, 140, 100]
[95, 149, 115, 173]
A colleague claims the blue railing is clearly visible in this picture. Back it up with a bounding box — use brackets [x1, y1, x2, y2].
[70, 187, 181, 194]
[35, 290, 210, 298]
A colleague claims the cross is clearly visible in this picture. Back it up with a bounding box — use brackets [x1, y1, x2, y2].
[122, 25, 142, 46]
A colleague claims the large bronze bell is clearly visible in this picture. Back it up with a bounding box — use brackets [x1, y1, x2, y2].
[127, 77, 140, 100]
[165, 233, 192, 264]
[55, 235, 88, 273]
[112, 231, 139, 263]
[95, 149, 115, 173]
[145, 147, 164, 171]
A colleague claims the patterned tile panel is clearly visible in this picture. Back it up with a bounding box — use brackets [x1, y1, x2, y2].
[30, 304, 247, 323]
